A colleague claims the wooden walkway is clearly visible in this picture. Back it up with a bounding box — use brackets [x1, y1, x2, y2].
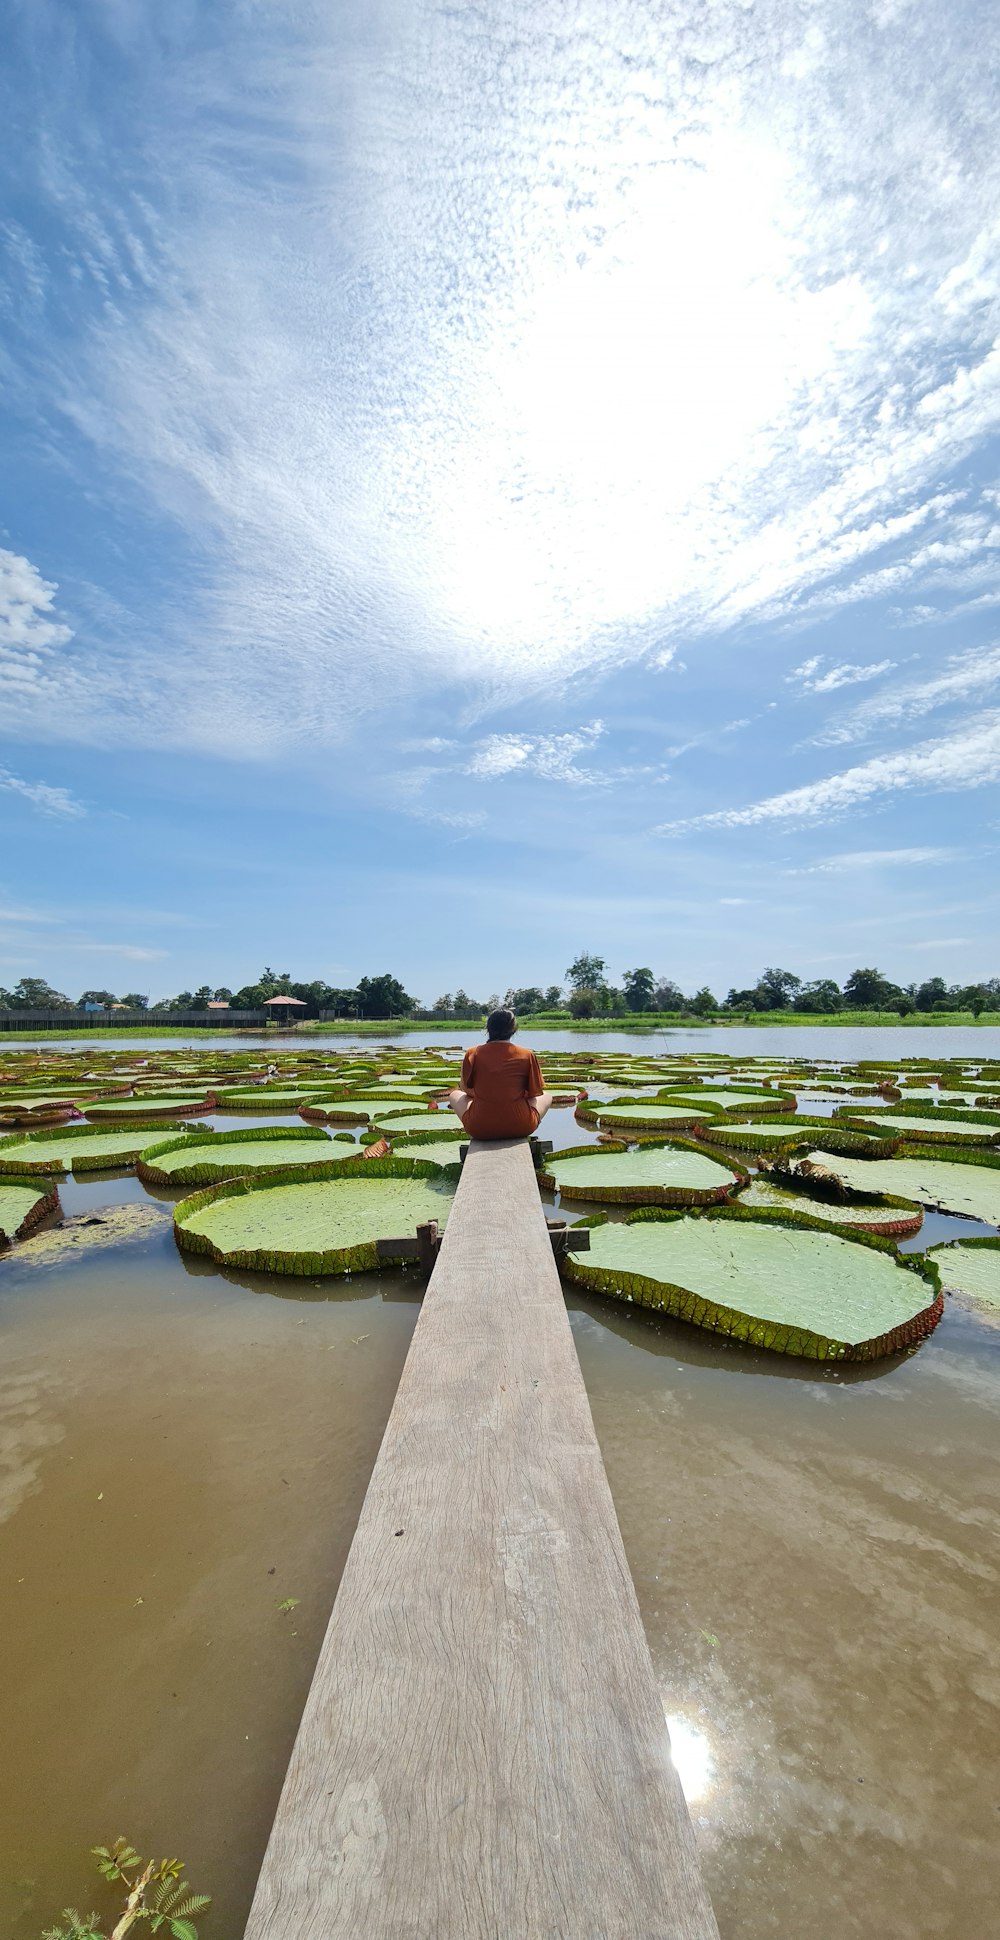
[244, 1138, 719, 1940]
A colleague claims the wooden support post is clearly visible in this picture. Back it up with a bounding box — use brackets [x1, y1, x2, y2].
[245, 1137, 718, 1940]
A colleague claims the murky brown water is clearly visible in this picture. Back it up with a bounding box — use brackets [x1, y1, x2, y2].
[1, 1094, 997, 1939]
[572, 1295, 1000, 1940]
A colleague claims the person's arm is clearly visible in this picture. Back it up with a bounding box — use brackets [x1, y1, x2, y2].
[460, 1047, 476, 1091]
[525, 1050, 544, 1099]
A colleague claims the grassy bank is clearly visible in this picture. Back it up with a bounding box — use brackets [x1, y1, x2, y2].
[2, 1009, 998, 1043]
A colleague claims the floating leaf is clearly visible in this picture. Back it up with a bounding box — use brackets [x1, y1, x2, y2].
[539, 1139, 744, 1205]
[562, 1206, 941, 1360]
[174, 1161, 455, 1275]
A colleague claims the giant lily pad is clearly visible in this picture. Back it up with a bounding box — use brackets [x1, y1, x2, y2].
[668, 1085, 795, 1113]
[137, 1126, 339, 1186]
[698, 1116, 860, 1153]
[801, 1146, 1000, 1225]
[174, 1160, 456, 1274]
[538, 1140, 744, 1205]
[576, 1100, 725, 1131]
[84, 1093, 214, 1121]
[735, 1177, 923, 1237]
[927, 1239, 1000, 1315]
[370, 1109, 454, 1133]
[562, 1208, 941, 1360]
[0, 1177, 60, 1245]
[836, 1106, 1000, 1145]
[0, 1123, 204, 1174]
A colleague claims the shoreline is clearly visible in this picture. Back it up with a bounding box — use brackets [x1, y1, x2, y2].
[2, 1009, 998, 1042]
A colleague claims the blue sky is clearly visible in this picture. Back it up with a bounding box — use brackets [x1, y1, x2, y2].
[1, 0, 998, 1004]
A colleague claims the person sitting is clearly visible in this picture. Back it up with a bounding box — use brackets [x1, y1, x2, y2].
[448, 1008, 552, 1140]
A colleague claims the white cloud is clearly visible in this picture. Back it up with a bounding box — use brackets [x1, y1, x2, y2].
[0, 768, 85, 818]
[787, 655, 895, 694]
[656, 711, 1000, 833]
[75, 943, 167, 959]
[466, 722, 607, 786]
[815, 642, 1000, 745]
[0, 549, 72, 700]
[10, 1, 1000, 748]
[788, 847, 956, 873]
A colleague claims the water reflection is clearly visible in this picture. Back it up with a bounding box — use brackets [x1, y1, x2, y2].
[665, 1711, 715, 1805]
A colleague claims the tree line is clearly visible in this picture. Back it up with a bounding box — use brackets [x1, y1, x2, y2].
[2, 957, 998, 1019]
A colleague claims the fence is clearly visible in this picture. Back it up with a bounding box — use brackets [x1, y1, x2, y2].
[0, 1009, 269, 1032]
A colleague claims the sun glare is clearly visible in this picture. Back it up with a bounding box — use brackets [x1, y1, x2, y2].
[665, 1711, 715, 1805]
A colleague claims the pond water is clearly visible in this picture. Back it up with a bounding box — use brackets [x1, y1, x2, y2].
[6, 1024, 1000, 1060]
[1, 1087, 997, 1940]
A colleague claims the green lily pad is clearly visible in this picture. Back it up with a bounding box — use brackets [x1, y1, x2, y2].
[0, 1123, 206, 1174]
[801, 1147, 1000, 1225]
[699, 1116, 845, 1152]
[174, 1161, 456, 1274]
[736, 1177, 923, 1237]
[138, 1126, 339, 1186]
[927, 1239, 1000, 1314]
[562, 1207, 941, 1360]
[837, 1107, 1000, 1144]
[539, 1140, 744, 1205]
[578, 1100, 725, 1130]
[370, 1109, 453, 1133]
[0, 1177, 60, 1245]
[668, 1086, 794, 1112]
[84, 1093, 213, 1120]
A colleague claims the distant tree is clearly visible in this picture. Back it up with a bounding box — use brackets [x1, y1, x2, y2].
[792, 979, 843, 1013]
[7, 977, 74, 1010]
[505, 986, 544, 1012]
[915, 976, 949, 1012]
[622, 967, 655, 1012]
[355, 973, 416, 1018]
[543, 984, 564, 1008]
[723, 987, 759, 1011]
[119, 991, 150, 1010]
[168, 990, 194, 1011]
[688, 986, 718, 1016]
[212, 987, 233, 1003]
[189, 985, 214, 1010]
[451, 989, 482, 1017]
[432, 993, 454, 1014]
[652, 979, 685, 1010]
[753, 967, 801, 1011]
[843, 966, 898, 1009]
[322, 986, 361, 1018]
[77, 989, 117, 1008]
[566, 953, 606, 992]
[568, 987, 600, 1018]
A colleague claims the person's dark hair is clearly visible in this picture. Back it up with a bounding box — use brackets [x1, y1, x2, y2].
[486, 1007, 517, 1040]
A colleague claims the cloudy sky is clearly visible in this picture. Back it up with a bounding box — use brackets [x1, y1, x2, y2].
[1, 0, 998, 1002]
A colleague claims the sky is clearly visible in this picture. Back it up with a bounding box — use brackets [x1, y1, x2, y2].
[1, 0, 999, 1006]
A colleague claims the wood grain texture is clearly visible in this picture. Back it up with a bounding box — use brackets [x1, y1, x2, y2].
[244, 1138, 719, 1940]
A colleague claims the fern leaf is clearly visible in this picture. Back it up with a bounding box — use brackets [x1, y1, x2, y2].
[172, 1896, 211, 1918]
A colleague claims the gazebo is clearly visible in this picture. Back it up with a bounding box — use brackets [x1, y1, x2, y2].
[263, 994, 308, 1028]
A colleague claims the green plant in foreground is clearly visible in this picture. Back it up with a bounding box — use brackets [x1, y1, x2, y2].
[41, 1838, 211, 1940]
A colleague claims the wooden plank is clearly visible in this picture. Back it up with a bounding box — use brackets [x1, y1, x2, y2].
[244, 1137, 719, 1940]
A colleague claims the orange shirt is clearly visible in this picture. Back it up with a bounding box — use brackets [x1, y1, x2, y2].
[459, 1039, 545, 1140]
